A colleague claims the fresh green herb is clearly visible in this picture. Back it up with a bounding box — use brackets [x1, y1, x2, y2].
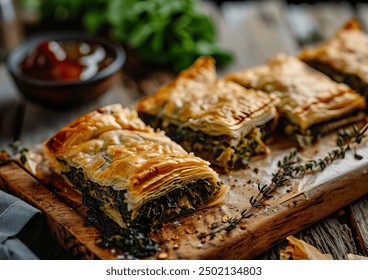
[336, 124, 368, 160]
[288, 124, 368, 178]
[198, 123, 368, 239]
[198, 150, 299, 239]
[21, 0, 233, 72]
[0, 141, 28, 166]
[85, 203, 160, 259]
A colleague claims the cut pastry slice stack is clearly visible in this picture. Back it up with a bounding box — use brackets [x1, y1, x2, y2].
[226, 55, 366, 146]
[137, 57, 280, 169]
[44, 104, 226, 229]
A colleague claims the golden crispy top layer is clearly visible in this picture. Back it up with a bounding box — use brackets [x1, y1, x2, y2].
[226, 55, 366, 130]
[136, 57, 279, 138]
[299, 19, 368, 82]
[44, 104, 222, 214]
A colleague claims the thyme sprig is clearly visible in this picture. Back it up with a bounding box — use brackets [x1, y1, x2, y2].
[0, 141, 28, 166]
[198, 123, 368, 240]
[290, 124, 368, 178]
[198, 150, 299, 239]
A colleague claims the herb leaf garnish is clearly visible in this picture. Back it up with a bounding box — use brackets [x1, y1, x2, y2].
[199, 123, 368, 240]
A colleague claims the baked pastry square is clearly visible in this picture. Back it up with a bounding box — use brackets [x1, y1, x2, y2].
[299, 19, 368, 98]
[226, 55, 366, 146]
[44, 104, 225, 229]
[136, 57, 279, 169]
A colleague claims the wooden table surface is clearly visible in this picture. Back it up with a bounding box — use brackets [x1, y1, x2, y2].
[0, 0, 367, 259]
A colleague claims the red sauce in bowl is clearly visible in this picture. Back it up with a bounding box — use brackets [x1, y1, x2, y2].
[20, 40, 114, 81]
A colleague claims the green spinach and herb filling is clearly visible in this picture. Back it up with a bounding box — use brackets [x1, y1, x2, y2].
[84, 196, 160, 258]
[283, 110, 366, 147]
[63, 165, 221, 229]
[304, 60, 368, 99]
[139, 112, 274, 169]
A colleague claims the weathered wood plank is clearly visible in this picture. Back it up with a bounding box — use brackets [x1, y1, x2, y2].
[221, 0, 298, 73]
[349, 196, 368, 256]
[1, 1, 367, 261]
[1, 131, 368, 259]
[254, 2, 364, 260]
[295, 212, 358, 260]
[133, 71, 174, 97]
[355, 3, 368, 31]
[121, 47, 175, 98]
[0, 161, 115, 260]
[286, 2, 354, 47]
[258, 197, 368, 260]
[259, 209, 362, 260]
[199, 0, 244, 74]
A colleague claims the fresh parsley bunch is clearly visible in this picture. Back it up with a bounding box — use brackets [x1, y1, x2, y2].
[22, 0, 233, 71]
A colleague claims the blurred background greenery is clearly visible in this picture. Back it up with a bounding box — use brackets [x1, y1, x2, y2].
[19, 0, 234, 72]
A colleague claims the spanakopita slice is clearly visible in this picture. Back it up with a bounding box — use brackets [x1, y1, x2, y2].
[299, 19, 368, 98]
[44, 104, 225, 228]
[226, 55, 366, 146]
[137, 57, 279, 169]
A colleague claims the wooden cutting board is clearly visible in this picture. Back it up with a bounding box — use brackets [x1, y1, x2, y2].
[1, 133, 368, 260]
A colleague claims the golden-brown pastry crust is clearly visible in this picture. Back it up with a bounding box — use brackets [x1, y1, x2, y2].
[226, 55, 366, 130]
[299, 19, 368, 83]
[44, 104, 223, 218]
[137, 57, 279, 139]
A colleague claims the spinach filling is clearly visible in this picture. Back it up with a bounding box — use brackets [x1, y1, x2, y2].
[139, 112, 274, 169]
[85, 202, 160, 258]
[304, 60, 368, 99]
[283, 110, 366, 147]
[63, 166, 160, 258]
[133, 179, 220, 227]
[63, 165, 221, 229]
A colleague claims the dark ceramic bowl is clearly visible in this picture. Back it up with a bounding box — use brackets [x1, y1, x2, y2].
[6, 33, 125, 110]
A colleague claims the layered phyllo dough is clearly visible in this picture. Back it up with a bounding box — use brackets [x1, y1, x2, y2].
[44, 104, 225, 228]
[299, 19, 368, 98]
[226, 55, 366, 146]
[137, 57, 279, 169]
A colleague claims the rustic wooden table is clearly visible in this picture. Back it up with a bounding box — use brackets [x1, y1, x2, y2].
[0, 0, 367, 259]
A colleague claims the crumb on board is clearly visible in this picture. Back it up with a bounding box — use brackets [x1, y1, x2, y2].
[219, 236, 225, 241]
[184, 229, 192, 234]
[171, 235, 179, 241]
[239, 224, 247, 230]
[158, 252, 169, 259]
[222, 215, 229, 223]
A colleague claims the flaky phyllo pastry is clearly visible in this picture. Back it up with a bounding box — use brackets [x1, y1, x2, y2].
[136, 57, 279, 169]
[43, 104, 225, 228]
[299, 19, 368, 98]
[226, 55, 366, 146]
